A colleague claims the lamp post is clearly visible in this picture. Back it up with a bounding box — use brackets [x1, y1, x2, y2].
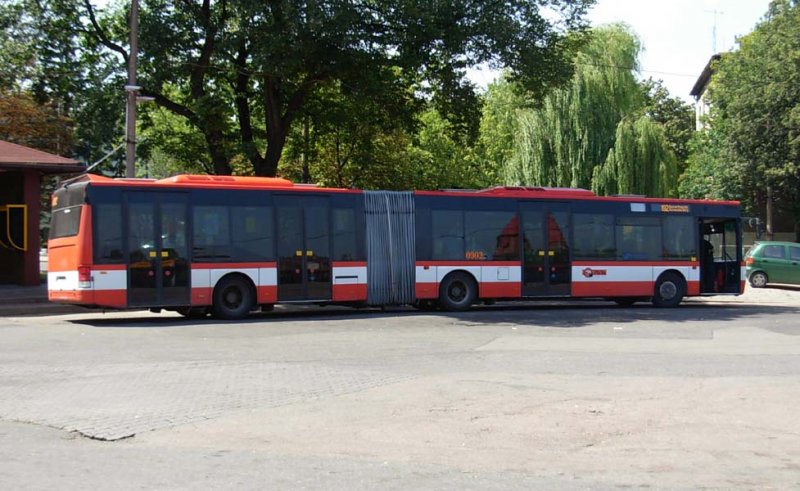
[125, 0, 139, 178]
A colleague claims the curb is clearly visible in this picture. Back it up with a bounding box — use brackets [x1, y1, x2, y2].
[0, 303, 98, 317]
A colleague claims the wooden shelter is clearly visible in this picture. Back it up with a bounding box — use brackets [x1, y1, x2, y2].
[0, 140, 84, 285]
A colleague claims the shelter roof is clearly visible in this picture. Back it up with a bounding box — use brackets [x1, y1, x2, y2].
[0, 140, 84, 173]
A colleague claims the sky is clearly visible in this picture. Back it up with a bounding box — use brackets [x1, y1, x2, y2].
[469, 0, 772, 103]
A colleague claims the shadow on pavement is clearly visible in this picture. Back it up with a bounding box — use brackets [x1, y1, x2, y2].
[68, 300, 800, 330]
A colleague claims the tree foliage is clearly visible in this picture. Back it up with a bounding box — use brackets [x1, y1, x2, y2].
[0, 91, 74, 154]
[592, 115, 676, 196]
[20, 0, 591, 177]
[705, 0, 800, 233]
[678, 124, 745, 202]
[641, 78, 694, 171]
[503, 24, 681, 197]
[474, 75, 526, 186]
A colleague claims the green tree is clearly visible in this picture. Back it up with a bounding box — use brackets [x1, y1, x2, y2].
[592, 115, 677, 196]
[679, 123, 745, 202]
[708, 0, 800, 237]
[51, 0, 592, 177]
[505, 24, 643, 189]
[641, 78, 694, 172]
[504, 24, 680, 197]
[475, 75, 526, 186]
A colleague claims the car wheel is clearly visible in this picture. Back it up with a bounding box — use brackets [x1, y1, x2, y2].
[749, 271, 768, 288]
[652, 272, 686, 308]
[438, 272, 477, 312]
[212, 275, 254, 320]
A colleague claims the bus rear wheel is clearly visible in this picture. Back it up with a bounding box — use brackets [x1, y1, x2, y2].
[212, 275, 255, 320]
[438, 272, 477, 312]
[652, 272, 686, 308]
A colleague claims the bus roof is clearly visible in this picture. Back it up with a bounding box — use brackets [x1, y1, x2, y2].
[69, 173, 740, 206]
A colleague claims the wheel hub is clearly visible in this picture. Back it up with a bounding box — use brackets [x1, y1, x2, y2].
[659, 281, 677, 300]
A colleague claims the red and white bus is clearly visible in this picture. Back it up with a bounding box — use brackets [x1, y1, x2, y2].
[48, 174, 744, 319]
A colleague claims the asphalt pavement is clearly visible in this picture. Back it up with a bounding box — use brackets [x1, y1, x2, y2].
[1, 287, 799, 489]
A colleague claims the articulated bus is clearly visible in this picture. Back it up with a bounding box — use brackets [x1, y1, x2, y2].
[48, 174, 744, 319]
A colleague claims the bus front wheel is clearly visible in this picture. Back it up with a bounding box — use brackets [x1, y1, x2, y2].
[212, 275, 255, 320]
[652, 272, 686, 308]
[438, 272, 477, 312]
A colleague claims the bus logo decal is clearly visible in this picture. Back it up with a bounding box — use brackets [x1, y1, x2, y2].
[582, 268, 607, 278]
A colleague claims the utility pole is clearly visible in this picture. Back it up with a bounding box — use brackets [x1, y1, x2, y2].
[125, 0, 140, 178]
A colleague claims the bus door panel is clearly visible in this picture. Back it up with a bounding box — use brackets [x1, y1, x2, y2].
[521, 202, 572, 297]
[127, 196, 156, 306]
[304, 197, 332, 300]
[276, 196, 332, 301]
[159, 196, 190, 305]
[125, 192, 190, 307]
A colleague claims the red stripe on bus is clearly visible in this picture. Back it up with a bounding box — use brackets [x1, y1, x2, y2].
[416, 283, 439, 299]
[48, 290, 87, 304]
[191, 262, 277, 270]
[333, 284, 368, 302]
[257, 285, 277, 304]
[687, 281, 700, 296]
[416, 260, 521, 267]
[98, 289, 127, 307]
[49, 289, 127, 308]
[479, 282, 521, 299]
[572, 281, 654, 297]
[191, 287, 213, 306]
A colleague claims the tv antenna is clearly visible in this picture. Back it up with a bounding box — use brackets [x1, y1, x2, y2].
[705, 9, 725, 53]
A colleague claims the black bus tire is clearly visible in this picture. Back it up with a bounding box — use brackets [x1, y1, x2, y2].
[212, 275, 255, 320]
[652, 272, 686, 308]
[438, 272, 477, 312]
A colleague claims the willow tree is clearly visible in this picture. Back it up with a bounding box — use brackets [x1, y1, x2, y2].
[592, 115, 677, 196]
[506, 24, 642, 188]
[505, 24, 679, 197]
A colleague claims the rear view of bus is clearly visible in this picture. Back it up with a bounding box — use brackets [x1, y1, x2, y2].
[47, 181, 96, 305]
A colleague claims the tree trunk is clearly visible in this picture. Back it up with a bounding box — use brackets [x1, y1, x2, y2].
[204, 128, 231, 175]
[260, 130, 287, 177]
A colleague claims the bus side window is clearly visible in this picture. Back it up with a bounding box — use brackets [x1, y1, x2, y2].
[230, 206, 273, 261]
[573, 213, 615, 259]
[615, 216, 661, 261]
[432, 210, 464, 260]
[333, 207, 357, 261]
[464, 210, 519, 261]
[193, 206, 231, 260]
[662, 216, 696, 260]
[94, 203, 123, 262]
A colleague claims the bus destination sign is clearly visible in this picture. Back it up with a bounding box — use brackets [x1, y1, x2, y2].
[655, 204, 690, 213]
